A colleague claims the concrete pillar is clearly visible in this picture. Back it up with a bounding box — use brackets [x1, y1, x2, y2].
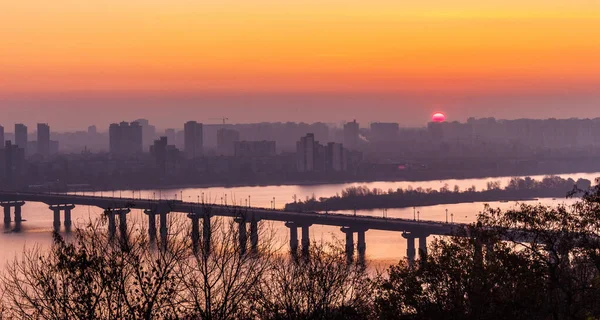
[64, 207, 72, 231]
[144, 209, 157, 242]
[342, 227, 354, 262]
[14, 205, 22, 222]
[403, 233, 416, 268]
[3, 206, 11, 224]
[118, 209, 130, 241]
[105, 209, 116, 239]
[357, 229, 366, 260]
[285, 222, 299, 254]
[250, 219, 259, 253]
[236, 217, 247, 254]
[53, 208, 61, 232]
[203, 215, 211, 254]
[418, 236, 428, 259]
[159, 211, 168, 250]
[301, 225, 310, 256]
[189, 213, 200, 253]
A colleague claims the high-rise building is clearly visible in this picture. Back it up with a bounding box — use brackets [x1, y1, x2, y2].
[133, 118, 157, 149]
[109, 121, 143, 155]
[15, 124, 28, 153]
[296, 133, 316, 172]
[216, 128, 240, 156]
[150, 136, 168, 174]
[37, 123, 50, 156]
[87, 125, 97, 135]
[184, 121, 204, 158]
[344, 120, 359, 149]
[326, 142, 347, 172]
[0, 125, 4, 149]
[1, 140, 25, 182]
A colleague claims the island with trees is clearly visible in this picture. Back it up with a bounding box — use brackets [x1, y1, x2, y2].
[284, 176, 594, 212]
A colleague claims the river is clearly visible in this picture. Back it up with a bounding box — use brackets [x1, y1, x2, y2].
[2, 172, 598, 268]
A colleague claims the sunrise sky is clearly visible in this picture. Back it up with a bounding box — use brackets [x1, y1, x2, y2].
[1, 0, 600, 129]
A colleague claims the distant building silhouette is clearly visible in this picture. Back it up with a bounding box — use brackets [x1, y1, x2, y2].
[296, 133, 316, 172]
[234, 141, 276, 157]
[184, 121, 203, 158]
[151, 136, 168, 174]
[37, 123, 50, 156]
[134, 118, 157, 149]
[87, 125, 97, 135]
[0, 140, 25, 183]
[344, 120, 359, 149]
[370, 122, 399, 143]
[217, 128, 240, 156]
[15, 124, 28, 154]
[109, 121, 143, 155]
[326, 142, 348, 172]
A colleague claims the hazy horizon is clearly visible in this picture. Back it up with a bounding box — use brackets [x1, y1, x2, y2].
[2, 91, 600, 132]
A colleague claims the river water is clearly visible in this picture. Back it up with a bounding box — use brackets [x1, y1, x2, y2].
[2, 172, 598, 268]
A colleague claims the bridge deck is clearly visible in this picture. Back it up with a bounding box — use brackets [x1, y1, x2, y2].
[0, 191, 464, 236]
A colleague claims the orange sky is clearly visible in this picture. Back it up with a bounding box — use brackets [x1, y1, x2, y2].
[2, 0, 600, 95]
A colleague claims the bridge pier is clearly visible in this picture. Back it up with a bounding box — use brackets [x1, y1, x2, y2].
[235, 217, 247, 254]
[203, 214, 212, 254]
[418, 235, 428, 259]
[301, 224, 311, 257]
[188, 212, 200, 253]
[340, 227, 368, 263]
[357, 229, 366, 262]
[118, 209, 130, 241]
[402, 232, 416, 268]
[104, 208, 130, 240]
[341, 227, 354, 262]
[49, 204, 75, 233]
[1, 201, 26, 227]
[250, 218, 259, 253]
[285, 222, 299, 255]
[144, 209, 157, 242]
[3, 206, 10, 224]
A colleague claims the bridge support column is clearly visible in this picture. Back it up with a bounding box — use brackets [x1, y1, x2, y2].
[64, 207, 73, 232]
[235, 217, 247, 254]
[49, 204, 75, 233]
[188, 212, 200, 253]
[403, 232, 416, 268]
[418, 236, 428, 259]
[104, 209, 117, 239]
[3, 205, 10, 224]
[117, 209, 130, 242]
[250, 218, 259, 253]
[159, 212, 168, 250]
[301, 225, 310, 257]
[341, 227, 354, 262]
[13, 205, 22, 231]
[285, 222, 299, 255]
[357, 229, 366, 263]
[53, 208, 61, 232]
[203, 214, 212, 254]
[144, 209, 157, 243]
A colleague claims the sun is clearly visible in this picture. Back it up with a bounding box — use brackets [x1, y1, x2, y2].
[432, 112, 446, 122]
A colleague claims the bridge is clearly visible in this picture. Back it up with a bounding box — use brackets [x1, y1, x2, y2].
[0, 191, 468, 265]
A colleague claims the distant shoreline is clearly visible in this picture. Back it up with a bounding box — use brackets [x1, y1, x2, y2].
[44, 167, 600, 193]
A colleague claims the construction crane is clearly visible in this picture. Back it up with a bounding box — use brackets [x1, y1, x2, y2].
[210, 117, 229, 125]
